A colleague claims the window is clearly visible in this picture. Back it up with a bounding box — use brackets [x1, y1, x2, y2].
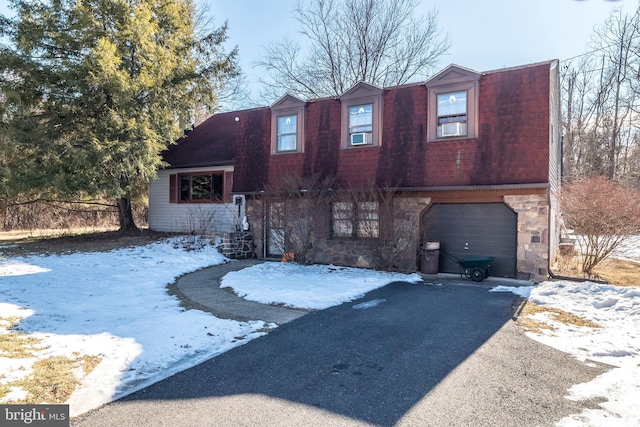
[348, 104, 373, 145]
[270, 94, 306, 154]
[340, 82, 383, 148]
[332, 201, 379, 238]
[437, 91, 467, 138]
[332, 202, 354, 237]
[179, 173, 223, 202]
[426, 65, 480, 141]
[357, 201, 379, 238]
[277, 115, 298, 151]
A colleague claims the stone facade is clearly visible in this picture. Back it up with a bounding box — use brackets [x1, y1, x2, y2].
[247, 196, 431, 272]
[504, 194, 550, 282]
[248, 193, 552, 281]
[219, 231, 254, 259]
[311, 198, 430, 272]
[246, 199, 265, 257]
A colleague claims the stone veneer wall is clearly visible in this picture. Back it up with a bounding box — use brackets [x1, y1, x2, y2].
[304, 197, 431, 272]
[219, 231, 254, 259]
[246, 196, 430, 270]
[504, 194, 550, 282]
[247, 194, 552, 281]
[246, 199, 265, 257]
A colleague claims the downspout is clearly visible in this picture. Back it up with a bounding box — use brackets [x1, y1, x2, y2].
[262, 199, 267, 259]
[548, 268, 608, 284]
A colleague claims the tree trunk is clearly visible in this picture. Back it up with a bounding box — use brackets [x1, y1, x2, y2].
[117, 194, 138, 233]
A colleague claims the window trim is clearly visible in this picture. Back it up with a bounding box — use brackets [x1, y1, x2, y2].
[275, 114, 299, 152]
[270, 95, 306, 154]
[427, 82, 477, 141]
[340, 82, 383, 149]
[426, 65, 480, 142]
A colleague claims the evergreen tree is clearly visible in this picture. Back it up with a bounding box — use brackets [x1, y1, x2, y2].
[0, 0, 237, 231]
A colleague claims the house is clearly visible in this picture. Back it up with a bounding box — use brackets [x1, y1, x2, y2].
[149, 60, 562, 282]
[148, 113, 241, 235]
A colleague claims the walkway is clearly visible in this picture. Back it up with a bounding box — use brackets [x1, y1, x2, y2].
[170, 259, 308, 325]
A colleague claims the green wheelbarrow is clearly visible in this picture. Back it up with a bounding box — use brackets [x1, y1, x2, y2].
[441, 252, 495, 282]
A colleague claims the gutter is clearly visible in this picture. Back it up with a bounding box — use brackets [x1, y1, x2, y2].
[235, 183, 550, 197]
[165, 160, 235, 169]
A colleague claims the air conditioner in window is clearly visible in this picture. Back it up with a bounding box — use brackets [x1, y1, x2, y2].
[350, 132, 372, 145]
[441, 122, 462, 137]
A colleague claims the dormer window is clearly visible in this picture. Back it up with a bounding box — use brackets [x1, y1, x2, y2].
[426, 65, 480, 141]
[340, 82, 383, 149]
[270, 94, 306, 154]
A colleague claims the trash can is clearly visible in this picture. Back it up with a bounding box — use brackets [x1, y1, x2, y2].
[421, 241, 440, 274]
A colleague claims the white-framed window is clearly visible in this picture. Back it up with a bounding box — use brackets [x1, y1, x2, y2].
[425, 65, 480, 141]
[270, 94, 306, 154]
[340, 82, 383, 149]
[348, 104, 373, 145]
[437, 91, 468, 138]
[277, 114, 298, 151]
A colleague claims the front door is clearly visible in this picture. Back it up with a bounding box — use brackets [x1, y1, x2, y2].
[267, 202, 286, 257]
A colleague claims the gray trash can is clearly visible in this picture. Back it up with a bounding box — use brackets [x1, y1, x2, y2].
[421, 241, 440, 274]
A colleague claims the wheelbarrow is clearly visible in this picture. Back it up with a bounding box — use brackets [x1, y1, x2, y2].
[441, 252, 495, 282]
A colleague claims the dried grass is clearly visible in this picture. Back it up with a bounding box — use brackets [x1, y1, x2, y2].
[553, 251, 640, 288]
[0, 315, 103, 404]
[2, 354, 103, 404]
[79, 355, 102, 376]
[0, 378, 9, 397]
[593, 258, 640, 288]
[0, 332, 42, 358]
[512, 297, 601, 333]
[12, 356, 82, 404]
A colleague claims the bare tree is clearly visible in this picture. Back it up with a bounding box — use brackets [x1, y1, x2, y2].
[255, 0, 450, 101]
[262, 173, 336, 264]
[562, 6, 640, 184]
[561, 176, 640, 275]
[339, 183, 419, 272]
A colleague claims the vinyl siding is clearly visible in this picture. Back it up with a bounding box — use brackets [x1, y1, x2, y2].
[149, 166, 241, 234]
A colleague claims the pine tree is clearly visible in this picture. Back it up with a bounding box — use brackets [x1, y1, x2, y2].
[0, 0, 237, 231]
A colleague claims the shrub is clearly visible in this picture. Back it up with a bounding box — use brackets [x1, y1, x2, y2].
[561, 176, 640, 274]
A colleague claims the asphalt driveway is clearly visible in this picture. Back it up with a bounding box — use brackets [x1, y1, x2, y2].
[72, 280, 610, 427]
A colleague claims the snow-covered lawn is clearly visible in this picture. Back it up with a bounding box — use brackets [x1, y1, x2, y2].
[493, 235, 640, 426]
[0, 236, 638, 425]
[0, 238, 420, 417]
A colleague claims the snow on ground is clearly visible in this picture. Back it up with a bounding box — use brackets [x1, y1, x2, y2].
[492, 278, 640, 426]
[0, 235, 638, 425]
[0, 239, 270, 416]
[0, 238, 419, 417]
[611, 235, 640, 263]
[220, 262, 422, 310]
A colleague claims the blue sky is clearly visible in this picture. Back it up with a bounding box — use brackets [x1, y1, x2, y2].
[211, 0, 632, 96]
[0, 0, 633, 98]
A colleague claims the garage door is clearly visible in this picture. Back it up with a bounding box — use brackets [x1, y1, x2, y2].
[424, 203, 517, 278]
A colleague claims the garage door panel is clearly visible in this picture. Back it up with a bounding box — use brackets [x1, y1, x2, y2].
[425, 203, 516, 278]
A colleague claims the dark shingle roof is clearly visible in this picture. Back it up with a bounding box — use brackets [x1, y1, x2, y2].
[162, 108, 268, 168]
